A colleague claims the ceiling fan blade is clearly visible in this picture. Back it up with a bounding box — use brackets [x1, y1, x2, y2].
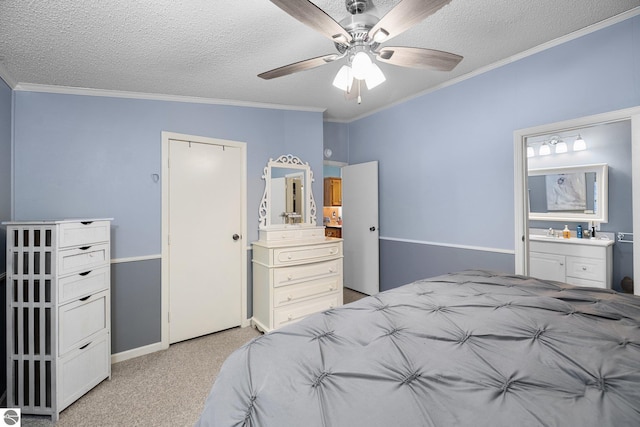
[270, 0, 352, 45]
[258, 54, 341, 80]
[368, 0, 452, 43]
[376, 46, 462, 71]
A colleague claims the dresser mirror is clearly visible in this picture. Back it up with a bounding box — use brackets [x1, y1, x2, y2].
[259, 154, 317, 229]
[528, 163, 608, 223]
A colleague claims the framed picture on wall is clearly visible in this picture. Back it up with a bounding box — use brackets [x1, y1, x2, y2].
[545, 172, 587, 211]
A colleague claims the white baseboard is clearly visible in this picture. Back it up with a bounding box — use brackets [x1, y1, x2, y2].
[111, 322, 252, 364]
[111, 341, 165, 364]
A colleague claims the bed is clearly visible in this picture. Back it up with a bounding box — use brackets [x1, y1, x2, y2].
[196, 270, 640, 426]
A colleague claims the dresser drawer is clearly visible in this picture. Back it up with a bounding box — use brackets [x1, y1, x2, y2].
[273, 243, 341, 266]
[58, 244, 110, 276]
[59, 290, 109, 356]
[566, 256, 605, 282]
[273, 294, 340, 329]
[565, 276, 606, 289]
[273, 259, 341, 287]
[274, 276, 340, 308]
[58, 221, 110, 248]
[58, 266, 110, 304]
[59, 333, 110, 410]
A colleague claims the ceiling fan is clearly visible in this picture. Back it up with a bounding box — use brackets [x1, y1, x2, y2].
[259, 0, 463, 103]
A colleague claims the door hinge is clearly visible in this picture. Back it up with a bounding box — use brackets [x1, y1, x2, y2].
[168, 312, 170, 323]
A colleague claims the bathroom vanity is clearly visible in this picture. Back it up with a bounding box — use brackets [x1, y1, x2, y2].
[529, 234, 614, 289]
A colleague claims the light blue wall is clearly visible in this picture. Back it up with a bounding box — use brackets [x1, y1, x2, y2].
[346, 15, 640, 287]
[0, 78, 11, 273]
[13, 93, 323, 255]
[0, 77, 11, 396]
[323, 121, 349, 163]
[12, 92, 324, 354]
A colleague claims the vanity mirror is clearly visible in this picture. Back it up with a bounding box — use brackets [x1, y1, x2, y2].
[259, 154, 317, 229]
[528, 163, 608, 223]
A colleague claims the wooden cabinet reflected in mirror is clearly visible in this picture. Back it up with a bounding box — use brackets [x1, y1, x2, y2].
[324, 177, 342, 206]
[324, 177, 342, 237]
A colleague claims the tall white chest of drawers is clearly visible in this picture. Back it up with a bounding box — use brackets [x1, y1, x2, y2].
[252, 228, 343, 332]
[4, 219, 112, 421]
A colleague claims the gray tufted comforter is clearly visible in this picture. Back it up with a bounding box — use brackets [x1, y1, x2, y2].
[196, 270, 640, 427]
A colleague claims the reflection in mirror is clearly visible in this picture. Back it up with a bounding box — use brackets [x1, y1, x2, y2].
[528, 163, 608, 222]
[529, 172, 596, 214]
[259, 155, 317, 229]
[270, 169, 304, 225]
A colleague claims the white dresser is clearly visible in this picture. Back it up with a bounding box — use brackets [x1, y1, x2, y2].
[4, 219, 111, 421]
[252, 228, 343, 332]
[529, 234, 614, 289]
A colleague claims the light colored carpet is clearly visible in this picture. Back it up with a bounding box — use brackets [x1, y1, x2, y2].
[22, 326, 260, 427]
[21, 288, 367, 426]
[343, 287, 368, 304]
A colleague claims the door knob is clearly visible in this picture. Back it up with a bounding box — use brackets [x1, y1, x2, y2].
[232, 234, 240, 241]
[369, 226, 376, 232]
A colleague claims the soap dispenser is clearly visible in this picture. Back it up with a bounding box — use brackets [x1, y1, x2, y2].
[562, 225, 570, 239]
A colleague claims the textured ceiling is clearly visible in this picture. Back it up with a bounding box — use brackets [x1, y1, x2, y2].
[0, 1, 638, 121]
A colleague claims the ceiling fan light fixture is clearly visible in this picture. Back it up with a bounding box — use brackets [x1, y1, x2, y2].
[351, 51, 372, 80]
[365, 62, 385, 89]
[332, 65, 354, 91]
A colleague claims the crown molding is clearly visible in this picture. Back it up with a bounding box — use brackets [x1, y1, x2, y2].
[0, 62, 17, 89]
[12, 83, 326, 114]
[344, 7, 640, 124]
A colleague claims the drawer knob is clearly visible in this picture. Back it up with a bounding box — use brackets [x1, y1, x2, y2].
[287, 254, 292, 259]
[287, 295, 293, 301]
[329, 304, 335, 309]
[329, 268, 334, 273]
[287, 275, 292, 280]
[287, 314, 293, 320]
[582, 266, 587, 271]
[329, 286, 335, 291]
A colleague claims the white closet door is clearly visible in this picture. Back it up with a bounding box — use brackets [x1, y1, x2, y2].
[342, 161, 380, 295]
[168, 139, 242, 343]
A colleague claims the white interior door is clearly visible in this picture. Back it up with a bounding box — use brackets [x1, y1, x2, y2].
[168, 139, 242, 343]
[342, 161, 379, 295]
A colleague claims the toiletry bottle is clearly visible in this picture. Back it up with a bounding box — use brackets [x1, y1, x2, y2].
[562, 225, 570, 239]
[577, 225, 583, 238]
[590, 221, 596, 238]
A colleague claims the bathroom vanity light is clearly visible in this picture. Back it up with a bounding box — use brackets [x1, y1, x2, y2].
[527, 134, 587, 157]
[538, 142, 551, 156]
[573, 134, 587, 151]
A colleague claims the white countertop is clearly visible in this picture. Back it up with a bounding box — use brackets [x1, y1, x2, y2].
[529, 234, 615, 247]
